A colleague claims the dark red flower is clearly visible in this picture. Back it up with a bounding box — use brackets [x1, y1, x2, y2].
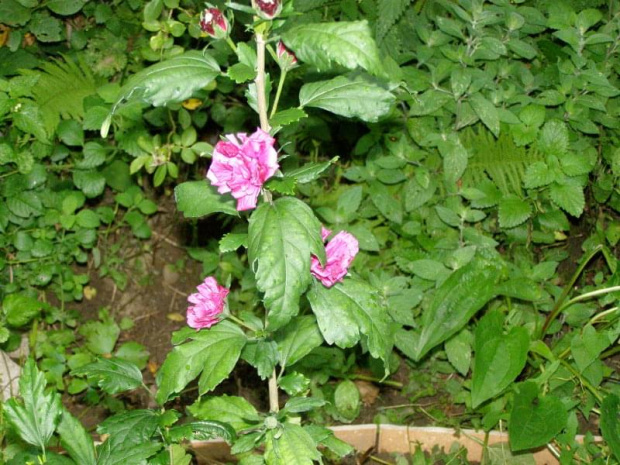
[254, 0, 281, 19]
[199, 8, 229, 39]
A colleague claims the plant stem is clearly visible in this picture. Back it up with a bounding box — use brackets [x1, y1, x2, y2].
[559, 359, 604, 403]
[226, 36, 237, 53]
[539, 245, 603, 337]
[351, 374, 404, 389]
[268, 368, 279, 413]
[255, 32, 270, 132]
[270, 69, 287, 118]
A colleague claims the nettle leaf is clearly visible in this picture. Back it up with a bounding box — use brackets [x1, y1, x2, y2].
[601, 394, 620, 461]
[299, 74, 394, 122]
[307, 278, 393, 370]
[549, 180, 585, 217]
[469, 93, 500, 137]
[275, 315, 324, 369]
[71, 358, 143, 395]
[174, 181, 238, 218]
[97, 410, 160, 446]
[156, 321, 247, 404]
[498, 196, 532, 229]
[538, 120, 568, 157]
[411, 259, 500, 361]
[471, 310, 529, 408]
[509, 382, 567, 452]
[57, 409, 96, 465]
[438, 134, 468, 184]
[103, 51, 220, 137]
[5, 358, 62, 450]
[376, 0, 413, 39]
[248, 197, 325, 330]
[282, 21, 383, 76]
[264, 423, 321, 465]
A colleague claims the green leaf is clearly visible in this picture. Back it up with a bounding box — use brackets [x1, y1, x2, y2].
[471, 311, 529, 408]
[495, 279, 542, 301]
[376, 0, 413, 39]
[3, 293, 42, 327]
[248, 197, 325, 330]
[79, 317, 120, 355]
[282, 21, 383, 76]
[333, 379, 361, 422]
[72, 358, 143, 395]
[227, 63, 256, 83]
[7, 191, 43, 218]
[411, 260, 500, 361]
[549, 180, 585, 217]
[284, 396, 326, 414]
[46, 0, 85, 15]
[188, 395, 260, 431]
[601, 394, 620, 462]
[307, 278, 393, 369]
[97, 410, 160, 446]
[509, 382, 567, 452]
[523, 161, 555, 188]
[5, 358, 62, 450]
[408, 259, 450, 281]
[438, 134, 468, 184]
[219, 233, 248, 253]
[369, 181, 402, 224]
[12, 102, 48, 142]
[279, 372, 311, 396]
[0, 0, 31, 26]
[242, 339, 278, 380]
[469, 93, 500, 137]
[96, 440, 161, 465]
[269, 108, 308, 128]
[444, 329, 472, 376]
[156, 321, 247, 404]
[285, 157, 337, 184]
[299, 74, 394, 122]
[73, 170, 106, 198]
[104, 52, 220, 137]
[57, 120, 84, 146]
[264, 423, 321, 465]
[274, 315, 323, 368]
[498, 196, 532, 228]
[57, 409, 96, 465]
[168, 420, 236, 443]
[174, 181, 238, 218]
[538, 120, 568, 157]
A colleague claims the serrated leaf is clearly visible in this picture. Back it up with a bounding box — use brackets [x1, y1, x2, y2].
[472, 311, 529, 408]
[4, 293, 42, 327]
[264, 423, 321, 465]
[72, 358, 143, 395]
[376, 0, 412, 39]
[6, 191, 42, 218]
[97, 410, 160, 446]
[242, 339, 278, 379]
[156, 321, 247, 404]
[498, 196, 532, 228]
[282, 21, 383, 76]
[57, 409, 96, 465]
[274, 316, 323, 369]
[227, 63, 256, 83]
[299, 74, 394, 122]
[509, 382, 567, 451]
[269, 108, 308, 127]
[369, 181, 402, 223]
[4, 358, 62, 450]
[286, 157, 337, 184]
[96, 440, 161, 465]
[248, 197, 325, 330]
[104, 52, 220, 136]
[188, 395, 260, 431]
[307, 278, 393, 370]
[174, 181, 238, 218]
[538, 120, 568, 157]
[73, 170, 106, 198]
[12, 102, 48, 142]
[549, 181, 585, 217]
[412, 260, 500, 361]
[469, 93, 500, 137]
[219, 233, 248, 253]
[523, 161, 555, 188]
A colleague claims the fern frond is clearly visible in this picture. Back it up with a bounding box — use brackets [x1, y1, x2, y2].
[462, 127, 544, 197]
[377, 0, 414, 40]
[22, 56, 97, 137]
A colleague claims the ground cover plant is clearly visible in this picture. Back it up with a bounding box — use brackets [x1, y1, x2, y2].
[1, 0, 620, 464]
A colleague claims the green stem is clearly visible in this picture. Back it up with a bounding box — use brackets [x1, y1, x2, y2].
[269, 69, 287, 119]
[226, 36, 238, 53]
[351, 374, 404, 389]
[539, 245, 603, 338]
[254, 32, 270, 132]
[227, 314, 256, 332]
[559, 359, 604, 403]
[0, 170, 18, 179]
[601, 345, 620, 359]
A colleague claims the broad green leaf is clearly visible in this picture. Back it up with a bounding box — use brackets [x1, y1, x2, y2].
[12, 102, 48, 142]
[549, 180, 585, 217]
[4, 358, 62, 450]
[219, 233, 248, 253]
[299, 74, 394, 122]
[6, 191, 43, 218]
[285, 157, 338, 184]
[156, 321, 247, 404]
[166, 445, 191, 465]
[523, 161, 555, 189]
[470, 93, 500, 137]
[304, 425, 354, 458]
[411, 260, 500, 361]
[279, 372, 311, 396]
[248, 197, 324, 330]
[570, 325, 609, 375]
[269, 108, 308, 127]
[438, 134, 468, 184]
[96, 440, 161, 465]
[71, 358, 143, 394]
[445, 329, 472, 376]
[188, 395, 260, 431]
[538, 120, 568, 157]
[0, 0, 31, 26]
[168, 420, 236, 443]
[471, 311, 529, 408]
[79, 317, 120, 355]
[227, 63, 256, 84]
[57, 409, 96, 465]
[242, 339, 278, 379]
[264, 423, 321, 465]
[509, 382, 567, 452]
[274, 316, 324, 369]
[376, 0, 413, 39]
[73, 169, 106, 198]
[47, 0, 85, 15]
[498, 196, 532, 228]
[495, 279, 542, 301]
[369, 181, 402, 224]
[3, 293, 42, 327]
[103, 52, 220, 137]
[174, 181, 238, 218]
[284, 397, 326, 413]
[97, 410, 160, 446]
[408, 259, 450, 281]
[282, 21, 383, 76]
[333, 380, 361, 422]
[601, 394, 620, 462]
[307, 278, 393, 369]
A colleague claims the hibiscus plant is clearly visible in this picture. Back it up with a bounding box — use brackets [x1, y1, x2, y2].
[100, 0, 394, 462]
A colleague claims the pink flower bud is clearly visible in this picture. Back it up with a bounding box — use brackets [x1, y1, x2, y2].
[311, 230, 359, 288]
[276, 40, 298, 70]
[253, 0, 282, 19]
[206, 128, 279, 211]
[187, 277, 229, 329]
[200, 8, 229, 40]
